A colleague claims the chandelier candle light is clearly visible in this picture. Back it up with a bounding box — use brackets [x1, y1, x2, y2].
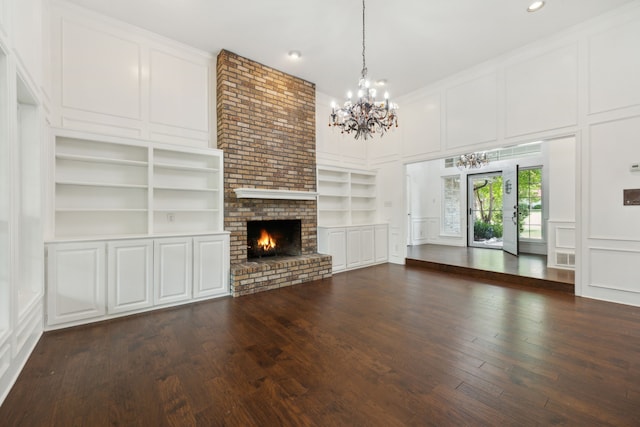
[329, 0, 398, 140]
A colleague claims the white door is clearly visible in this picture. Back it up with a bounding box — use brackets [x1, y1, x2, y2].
[107, 239, 153, 314]
[327, 229, 346, 272]
[154, 237, 192, 305]
[193, 234, 229, 299]
[47, 242, 106, 326]
[502, 165, 519, 256]
[360, 226, 375, 265]
[346, 227, 362, 269]
[374, 224, 389, 263]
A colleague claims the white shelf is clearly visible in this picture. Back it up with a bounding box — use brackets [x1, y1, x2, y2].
[317, 166, 378, 226]
[56, 208, 147, 212]
[154, 162, 218, 173]
[56, 180, 148, 189]
[56, 153, 148, 167]
[154, 209, 219, 213]
[319, 193, 349, 198]
[234, 188, 318, 200]
[318, 177, 348, 184]
[53, 133, 224, 239]
[155, 186, 218, 192]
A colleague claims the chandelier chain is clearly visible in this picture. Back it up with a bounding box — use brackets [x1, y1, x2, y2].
[328, 0, 398, 140]
[361, 0, 367, 79]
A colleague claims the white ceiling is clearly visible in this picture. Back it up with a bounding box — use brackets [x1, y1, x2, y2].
[65, 0, 634, 99]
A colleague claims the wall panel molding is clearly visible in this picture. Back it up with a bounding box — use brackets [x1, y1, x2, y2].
[505, 44, 578, 138]
[445, 73, 498, 149]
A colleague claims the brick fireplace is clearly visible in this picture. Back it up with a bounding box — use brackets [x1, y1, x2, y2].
[216, 50, 331, 296]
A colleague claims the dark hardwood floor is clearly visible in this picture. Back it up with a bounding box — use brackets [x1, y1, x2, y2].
[2, 264, 640, 426]
[407, 244, 575, 293]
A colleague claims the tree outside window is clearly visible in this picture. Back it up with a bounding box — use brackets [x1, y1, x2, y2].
[518, 168, 542, 240]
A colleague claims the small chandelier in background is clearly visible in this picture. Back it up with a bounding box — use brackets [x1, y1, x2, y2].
[329, 0, 398, 141]
[456, 152, 489, 170]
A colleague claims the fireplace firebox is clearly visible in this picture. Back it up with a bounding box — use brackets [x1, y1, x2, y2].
[247, 220, 302, 260]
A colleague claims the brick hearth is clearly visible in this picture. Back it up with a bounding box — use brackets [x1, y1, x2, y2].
[216, 50, 331, 296]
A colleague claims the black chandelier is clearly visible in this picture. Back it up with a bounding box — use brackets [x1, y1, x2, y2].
[329, 0, 398, 141]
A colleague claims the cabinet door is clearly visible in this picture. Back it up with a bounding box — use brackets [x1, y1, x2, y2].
[360, 227, 375, 265]
[154, 237, 192, 305]
[346, 228, 362, 269]
[47, 242, 106, 326]
[375, 224, 389, 263]
[327, 229, 347, 272]
[107, 239, 153, 314]
[193, 234, 229, 299]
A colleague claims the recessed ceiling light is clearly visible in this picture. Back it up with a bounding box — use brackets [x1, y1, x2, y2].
[527, 1, 545, 12]
[288, 50, 302, 60]
[375, 79, 388, 86]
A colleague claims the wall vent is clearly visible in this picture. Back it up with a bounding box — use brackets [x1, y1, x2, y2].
[556, 252, 575, 267]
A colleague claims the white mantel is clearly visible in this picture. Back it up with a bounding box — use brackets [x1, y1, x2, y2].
[234, 188, 318, 201]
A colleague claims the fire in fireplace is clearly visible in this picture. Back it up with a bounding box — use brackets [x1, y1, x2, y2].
[247, 220, 302, 260]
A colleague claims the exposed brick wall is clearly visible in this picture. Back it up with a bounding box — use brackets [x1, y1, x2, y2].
[230, 254, 332, 297]
[216, 50, 326, 296]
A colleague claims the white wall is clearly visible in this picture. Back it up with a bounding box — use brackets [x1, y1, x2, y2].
[547, 137, 576, 269]
[49, 0, 214, 147]
[353, 2, 640, 307]
[0, 0, 47, 407]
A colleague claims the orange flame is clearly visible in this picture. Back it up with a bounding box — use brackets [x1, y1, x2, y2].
[257, 229, 276, 250]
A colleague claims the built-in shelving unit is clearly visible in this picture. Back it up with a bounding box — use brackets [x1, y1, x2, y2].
[47, 131, 229, 330]
[54, 136, 149, 238]
[317, 166, 378, 226]
[152, 147, 222, 235]
[52, 131, 223, 240]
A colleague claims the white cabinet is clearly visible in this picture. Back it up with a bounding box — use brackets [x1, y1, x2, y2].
[346, 227, 363, 269]
[361, 227, 375, 265]
[317, 166, 378, 226]
[318, 228, 347, 272]
[46, 233, 229, 329]
[46, 241, 106, 326]
[154, 237, 192, 305]
[375, 224, 389, 263]
[318, 224, 388, 273]
[193, 234, 229, 299]
[346, 226, 376, 269]
[107, 239, 153, 314]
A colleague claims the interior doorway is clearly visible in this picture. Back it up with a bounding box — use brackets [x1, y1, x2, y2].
[467, 167, 519, 255]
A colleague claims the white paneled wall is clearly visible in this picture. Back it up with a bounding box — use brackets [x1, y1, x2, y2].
[401, 93, 441, 159]
[0, 0, 8, 39]
[0, 0, 45, 407]
[316, 92, 367, 168]
[445, 73, 498, 149]
[60, 20, 142, 120]
[318, 2, 640, 307]
[149, 50, 209, 132]
[51, 2, 213, 146]
[505, 45, 578, 138]
[588, 19, 640, 115]
[13, 0, 43, 88]
[587, 117, 640, 240]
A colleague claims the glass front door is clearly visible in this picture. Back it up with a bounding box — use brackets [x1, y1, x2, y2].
[468, 172, 504, 249]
